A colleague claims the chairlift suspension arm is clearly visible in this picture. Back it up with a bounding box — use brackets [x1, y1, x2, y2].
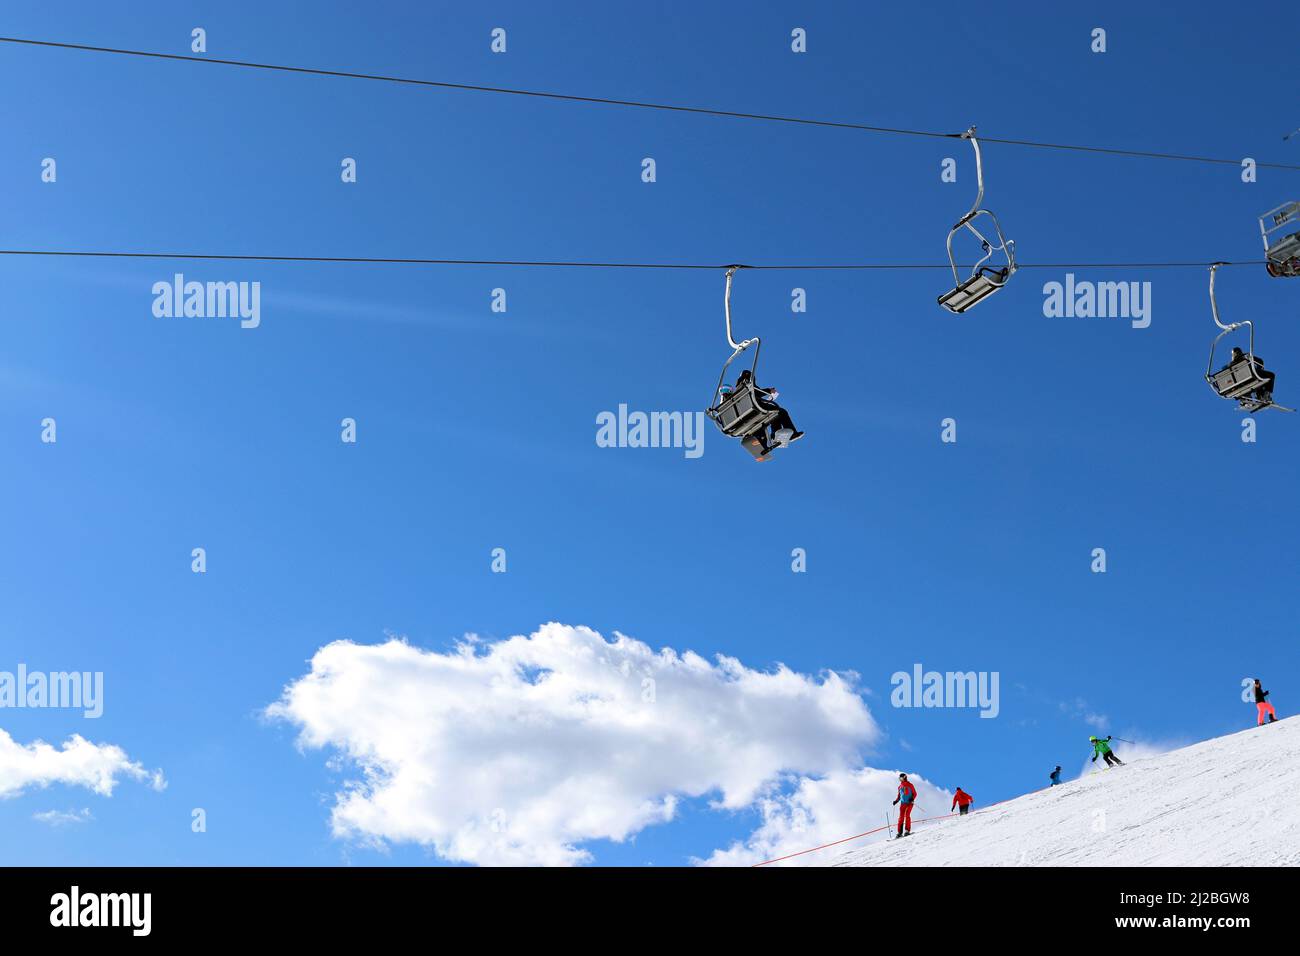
[955, 127, 986, 229]
[723, 266, 756, 352]
[711, 266, 762, 409]
[1209, 263, 1231, 331]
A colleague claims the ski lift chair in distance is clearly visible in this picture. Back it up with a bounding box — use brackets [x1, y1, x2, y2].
[1205, 263, 1293, 413]
[938, 127, 1017, 313]
[705, 267, 786, 461]
[1259, 201, 1300, 278]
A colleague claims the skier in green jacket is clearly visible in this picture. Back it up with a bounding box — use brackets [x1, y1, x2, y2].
[1090, 735, 1124, 768]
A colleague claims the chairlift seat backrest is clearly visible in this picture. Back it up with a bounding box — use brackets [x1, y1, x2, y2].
[1210, 357, 1268, 400]
[710, 385, 778, 438]
[1264, 201, 1300, 232]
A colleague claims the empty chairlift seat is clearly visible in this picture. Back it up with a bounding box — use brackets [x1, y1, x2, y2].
[938, 128, 1017, 314]
[938, 266, 1011, 313]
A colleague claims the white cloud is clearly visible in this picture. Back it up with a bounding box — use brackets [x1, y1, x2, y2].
[267, 622, 878, 866]
[0, 730, 166, 799]
[698, 767, 953, 867]
[33, 807, 93, 827]
[1060, 697, 1110, 731]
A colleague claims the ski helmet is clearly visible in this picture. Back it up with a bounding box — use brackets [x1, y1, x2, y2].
[899, 772, 907, 780]
[1089, 736, 1098, 741]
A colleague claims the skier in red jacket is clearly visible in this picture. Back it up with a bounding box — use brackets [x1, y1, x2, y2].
[951, 787, 974, 816]
[893, 773, 918, 837]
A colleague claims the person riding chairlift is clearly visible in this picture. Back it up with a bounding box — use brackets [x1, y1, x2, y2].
[735, 369, 804, 447]
[1228, 346, 1276, 407]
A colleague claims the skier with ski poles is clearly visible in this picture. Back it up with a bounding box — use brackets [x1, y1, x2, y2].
[1252, 679, 1278, 725]
[1090, 735, 1124, 768]
[951, 787, 974, 816]
[1049, 766, 1062, 786]
[893, 773, 917, 838]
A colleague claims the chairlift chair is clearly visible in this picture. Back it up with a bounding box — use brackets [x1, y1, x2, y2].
[1205, 263, 1293, 413]
[1259, 201, 1300, 277]
[705, 268, 784, 460]
[938, 127, 1017, 313]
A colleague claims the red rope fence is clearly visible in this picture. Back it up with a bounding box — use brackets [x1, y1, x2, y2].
[752, 787, 1049, 867]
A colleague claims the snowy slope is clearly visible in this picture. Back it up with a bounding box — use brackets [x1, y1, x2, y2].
[834, 717, 1300, 867]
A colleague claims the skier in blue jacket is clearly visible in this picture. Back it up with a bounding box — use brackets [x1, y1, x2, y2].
[1049, 766, 1062, 786]
[892, 773, 917, 838]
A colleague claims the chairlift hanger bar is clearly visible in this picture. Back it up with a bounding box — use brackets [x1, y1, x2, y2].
[0, 250, 1269, 270]
[3, 36, 1299, 172]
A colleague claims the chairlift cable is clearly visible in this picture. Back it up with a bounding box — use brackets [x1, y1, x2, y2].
[3, 35, 1299, 171]
[0, 249, 1270, 270]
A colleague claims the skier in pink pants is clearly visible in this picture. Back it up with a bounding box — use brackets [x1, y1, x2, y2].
[1253, 679, 1277, 725]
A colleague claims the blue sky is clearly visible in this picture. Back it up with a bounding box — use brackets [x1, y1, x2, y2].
[1, 1, 1297, 866]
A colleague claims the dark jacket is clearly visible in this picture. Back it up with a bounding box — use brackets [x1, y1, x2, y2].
[1255, 684, 1270, 704]
[735, 371, 783, 409]
[1231, 348, 1264, 366]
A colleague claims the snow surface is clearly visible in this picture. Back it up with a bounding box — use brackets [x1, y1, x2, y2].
[833, 717, 1300, 867]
